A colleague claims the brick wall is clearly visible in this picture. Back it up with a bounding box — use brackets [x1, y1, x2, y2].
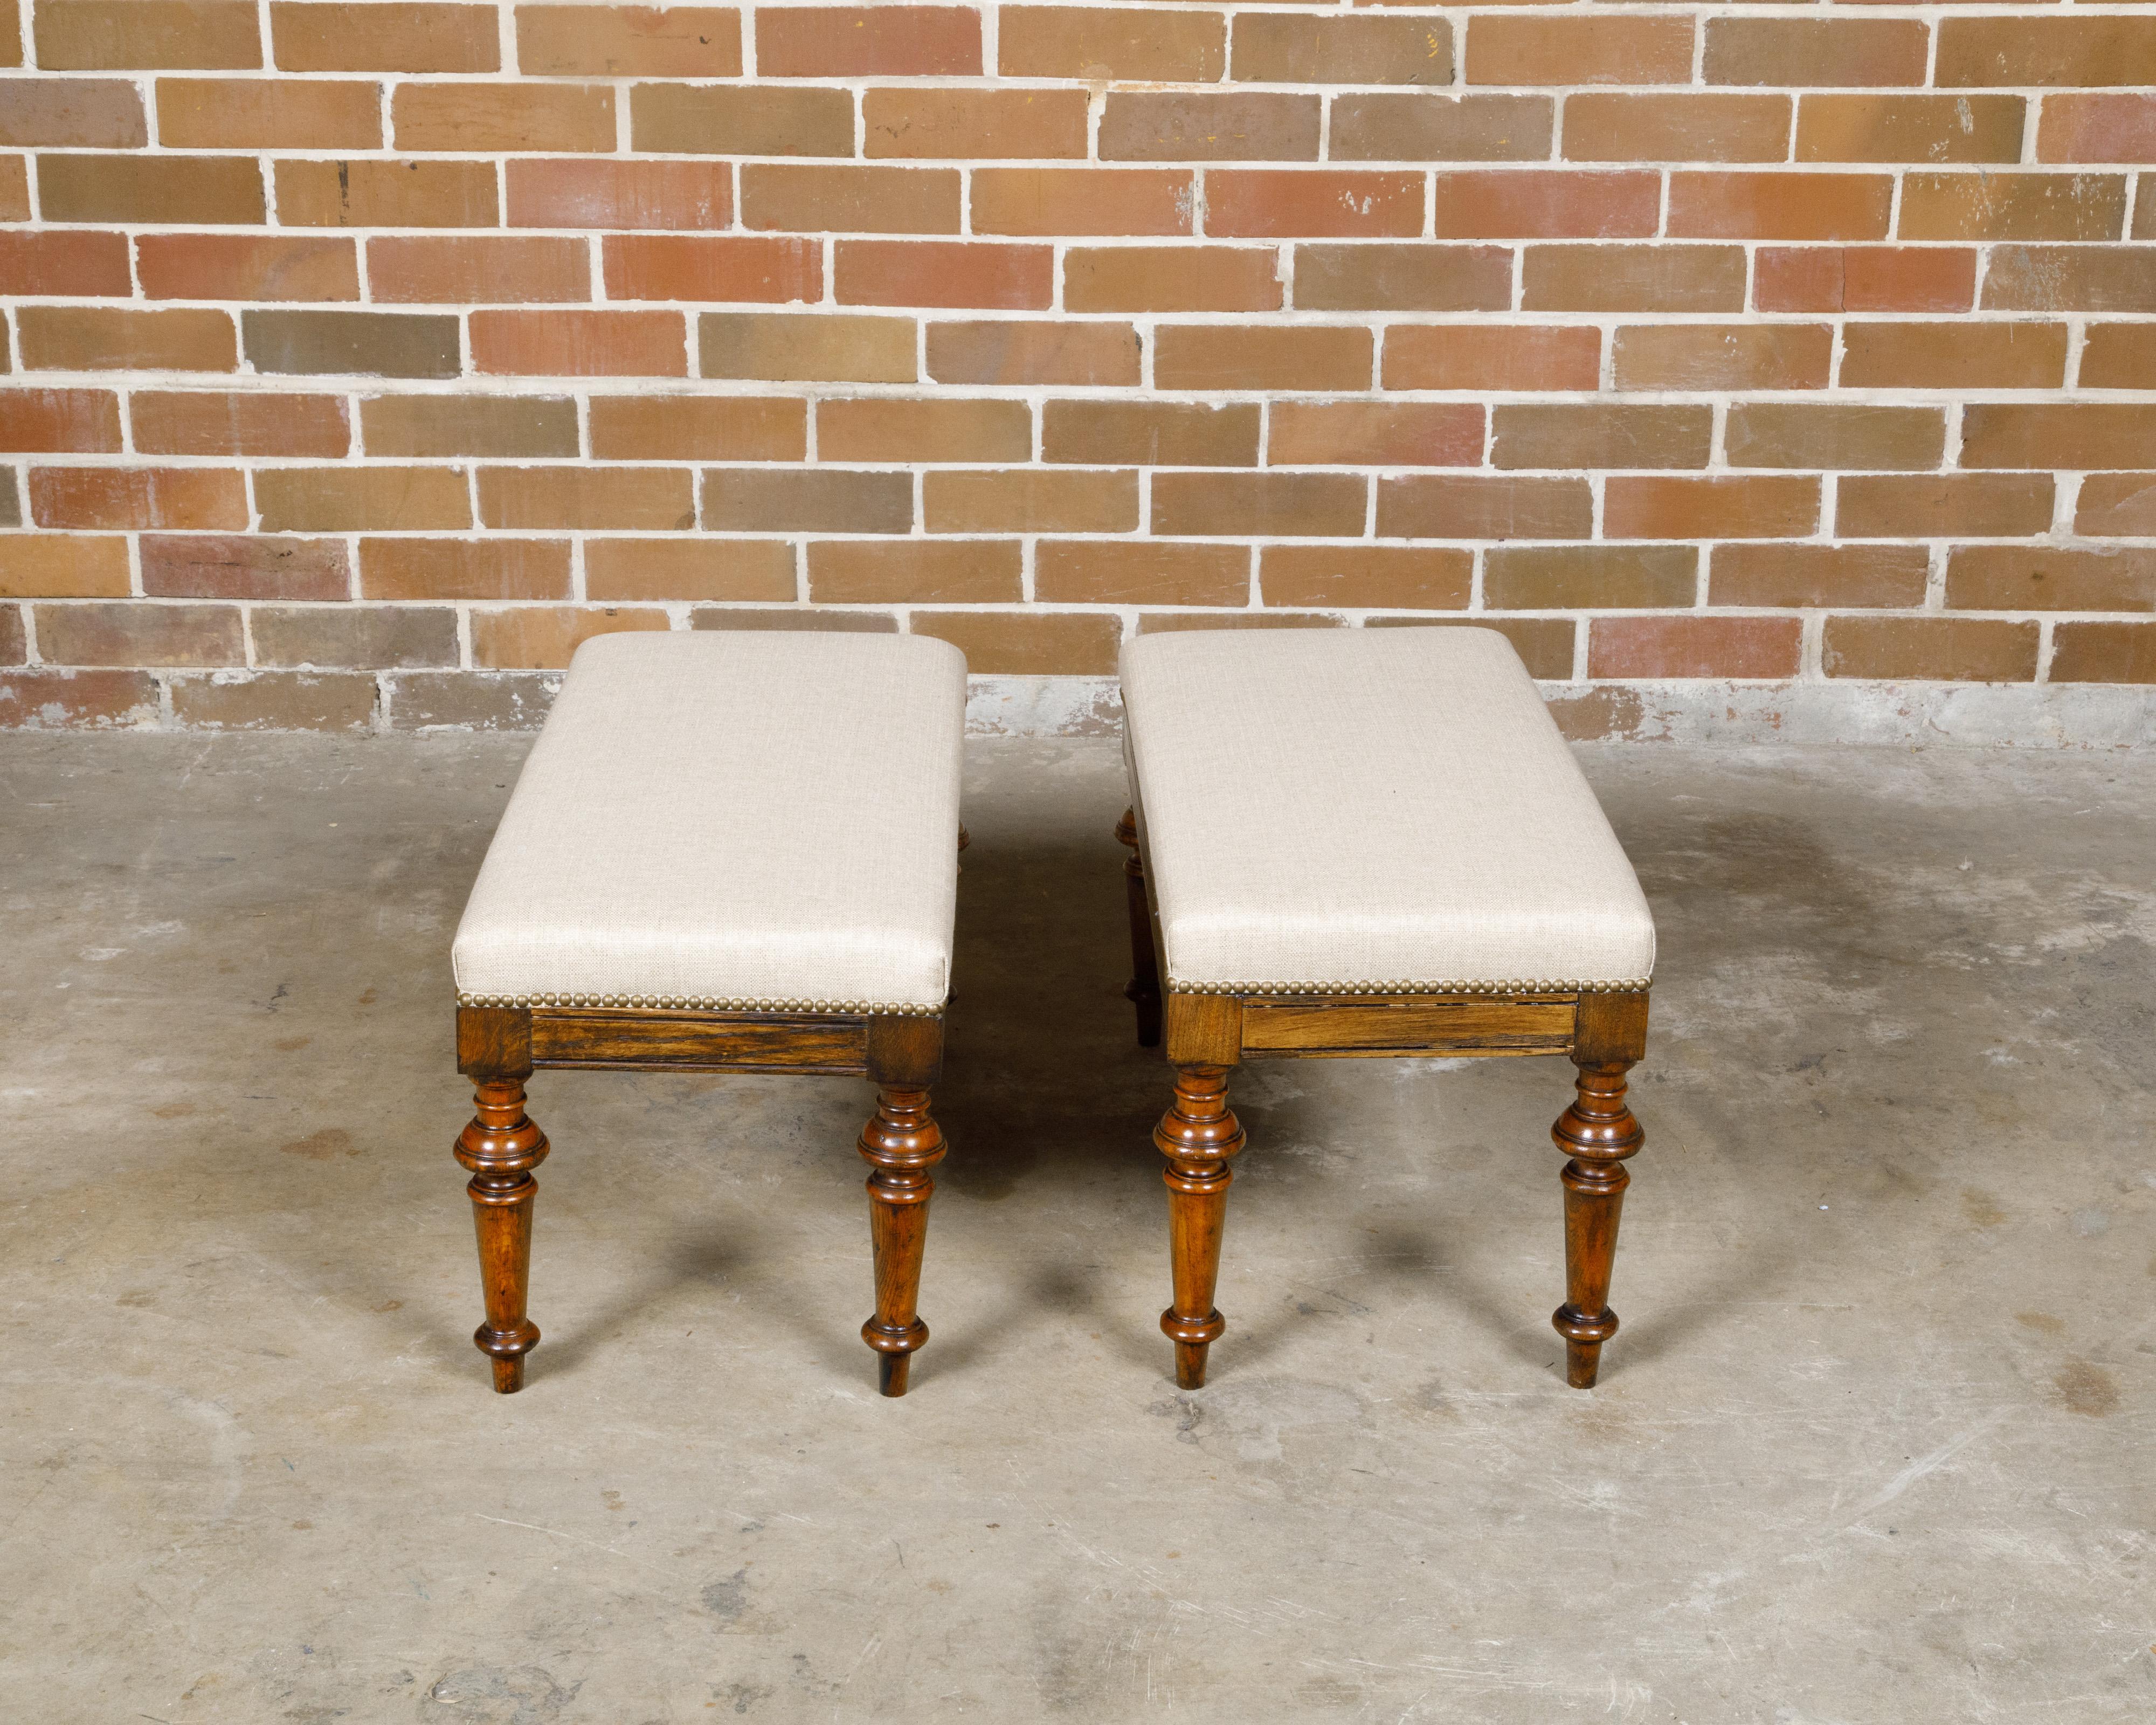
[1, 2, 2153, 736]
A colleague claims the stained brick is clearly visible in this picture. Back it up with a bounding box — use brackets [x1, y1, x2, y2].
[819, 397, 1030, 464]
[0, 388, 123, 453]
[757, 6, 980, 77]
[361, 537, 572, 601]
[1153, 326, 1373, 392]
[1522, 245, 1747, 313]
[741, 165, 962, 234]
[926, 470, 1137, 534]
[1261, 546, 1470, 612]
[1467, 17, 1693, 87]
[1946, 546, 2156, 612]
[1377, 475, 1592, 541]
[0, 534, 133, 596]
[471, 606, 671, 670]
[1296, 244, 1510, 313]
[370, 236, 591, 305]
[471, 310, 688, 376]
[1065, 246, 1282, 313]
[1754, 247, 1975, 314]
[604, 234, 817, 302]
[479, 466, 696, 532]
[1335, 92, 1550, 163]
[1100, 93, 1321, 163]
[1982, 246, 2156, 313]
[364, 394, 581, 459]
[1797, 96, 2024, 167]
[1822, 617, 2039, 682]
[2038, 94, 2156, 164]
[1899, 172, 2128, 243]
[703, 468, 914, 533]
[158, 77, 381, 149]
[1837, 475, 2054, 540]
[1564, 95, 1789, 165]
[31, 466, 245, 530]
[807, 539, 1022, 603]
[835, 240, 1053, 309]
[1232, 15, 1453, 86]
[630, 84, 854, 157]
[0, 666, 161, 726]
[171, 670, 380, 730]
[1668, 174, 1894, 242]
[701, 313, 916, 383]
[517, 5, 741, 77]
[37, 153, 263, 224]
[1710, 545, 1931, 611]
[0, 232, 134, 297]
[134, 390, 351, 457]
[973, 168, 1193, 238]
[1387, 325, 1600, 393]
[588, 395, 806, 461]
[245, 309, 461, 378]
[2073, 474, 2156, 537]
[1724, 405, 1945, 473]
[137, 234, 360, 302]
[868, 88, 1091, 160]
[999, 8, 1225, 84]
[1043, 401, 1258, 467]
[1590, 617, 1803, 680]
[141, 534, 350, 601]
[1704, 20, 1929, 88]
[1936, 19, 2156, 90]
[1267, 403, 1482, 468]
[1152, 473, 1365, 539]
[1432, 171, 1659, 240]
[509, 160, 733, 230]
[1492, 405, 1711, 471]
[1612, 325, 1834, 392]
[38, 1, 262, 70]
[17, 307, 237, 371]
[1207, 171, 1424, 239]
[1034, 540, 1245, 605]
[926, 320, 1140, 387]
[586, 539, 797, 604]
[910, 610, 1120, 674]
[1485, 546, 1698, 611]
[270, 3, 499, 72]
[253, 466, 472, 532]
[2081, 324, 2156, 392]
[275, 160, 499, 229]
[1959, 404, 2156, 471]
[0, 79, 149, 148]
[34, 601, 244, 667]
[2050, 623, 2156, 682]
[1603, 477, 1821, 541]
[393, 82, 616, 153]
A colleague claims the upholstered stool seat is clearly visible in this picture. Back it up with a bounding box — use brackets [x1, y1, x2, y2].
[445, 630, 967, 1399]
[454, 632, 963, 1015]
[1121, 627, 1655, 996]
[1114, 626, 1656, 1392]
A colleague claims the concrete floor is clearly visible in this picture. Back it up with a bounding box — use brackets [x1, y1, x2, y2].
[0, 733, 2151, 1723]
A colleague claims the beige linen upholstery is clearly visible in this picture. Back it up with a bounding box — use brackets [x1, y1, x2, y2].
[1120, 627, 1655, 993]
[453, 631, 965, 1014]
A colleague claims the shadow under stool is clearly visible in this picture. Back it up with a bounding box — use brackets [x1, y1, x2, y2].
[446, 630, 968, 1397]
[1115, 626, 1659, 1391]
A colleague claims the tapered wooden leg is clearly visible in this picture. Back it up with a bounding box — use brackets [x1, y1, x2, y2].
[453, 1078, 550, 1393]
[1156, 1064, 1246, 1389]
[1551, 1058, 1644, 1389]
[1114, 808, 1162, 1047]
[859, 1086, 946, 1397]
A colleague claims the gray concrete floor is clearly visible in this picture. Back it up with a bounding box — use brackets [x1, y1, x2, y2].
[1, 734, 2151, 1723]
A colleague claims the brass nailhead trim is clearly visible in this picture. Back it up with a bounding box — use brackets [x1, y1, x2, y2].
[458, 991, 944, 1016]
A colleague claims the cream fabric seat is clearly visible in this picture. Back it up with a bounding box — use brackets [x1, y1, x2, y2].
[1120, 627, 1655, 995]
[453, 631, 965, 1015]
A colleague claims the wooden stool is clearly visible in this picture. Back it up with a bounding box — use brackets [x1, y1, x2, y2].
[1116, 628, 1657, 1391]
[448, 632, 966, 1397]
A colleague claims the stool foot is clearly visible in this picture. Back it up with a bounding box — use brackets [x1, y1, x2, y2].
[1156, 1065, 1244, 1388]
[1550, 1057, 1642, 1390]
[455, 1078, 549, 1395]
[1115, 809, 1163, 1048]
[859, 1087, 945, 1397]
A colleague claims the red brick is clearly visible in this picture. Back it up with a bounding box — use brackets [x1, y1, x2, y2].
[1605, 477, 1820, 541]
[1959, 404, 2156, 472]
[0, 78, 149, 147]
[1297, 243, 1510, 313]
[1837, 475, 2054, 540]
[757, 6, 980, 76]
[1754, 247, 1976, 314]
[0, 534, 133, 597]
[137, 234, 360, 301]
[2050, 623, 2156, 683]
[835, 240, 1053, 309]
[925, 470, 1136, 534]
[275, 159, 498, 228]
[244, 308, 459, 377]
[925, 320, 1140, 386]
[1384, 326, 1599, 392]
[1983, 245, 2156, 313]
[1260, 545, 1470, 611]
[1153, 325, 1372, 392]
[1468, 16, 1691, 86]
[1947, 546, 2156, 613]
[516, 5, 741, 76]
[37, 153, 264, 224]
[973, 168, 1193, 237]
[0, 606, 21, 666]
[1064, 246, 1282, 313]
[1937, 19, 2156, 91]
[741, 165, 960, 234]
[689, 607, 897, 636]
[2073, 474, 2156, 537]
[1710, 544, 1931, 611]
[2038, 94, 2156, 164]
[1267, 403, 1482, 468]
[586, 539, 796, 604]
[369, 236, 590, 304]
[1432, 170, 1659, 239]
[999, 8, 1224, 84]
[867, 88, 1090, 160]
[0, 666, 161, 726]
[1612, 323, 1833, 391]
[133, 390, 350, 456]
[818, 397, 1031, 464]
[38, 1, 262, 69]
[1043, 401, 1257, 467]
[1492, 405, 1713, 471]
[361, 538, 572, 601]
[393, 82, 615, 153]
[472, 310, 688, 376]
[807, 539, 1021, 603]
[1334, 92, 1550, 164]
[1798, 95, 2025, 167]
[170, 670, 381, 731]
[17, 307, 237, 371]
[157, 77, 381, 149]
[1669, 174, 1893, 241]
[630, 83, 852, 156]
[1523, 244, 1747, 313]
[1704, 19, 1929, 88]
[0, 388, 122, 452]
[701, 312, 917, 383]
[1206, 171, 1424, 239]
[140, 534, 349, 601]
[508, 158, 732, 230]
[1034, 541, 1245, 606]
[704, 469, 914, 533]
[0, 231, 133, 297]
[364, 395, 581, 458]
[471, 606, 671, 671]
[1151, 473, 1365, 539]
[0, 157, 29, 221]
[478, 466, 696, 532]
[911, 610, 1120, 674]
[1486, 546, 1697, 611]
[589, 395, 805, 460]
[34, 601, 245, 667]
[1899, 172, 2129, 243]
[1233, 14, 1453, 86]
[1823, 617, 2039, 682]
[1590, 617, 1803, 680]
[270, 3, 498, 72]
[1723, 404, 1945, 473]
[254, 466, 471, 532]
[602, 234, 816, 303]
[31, 465, 245, 530]
[1101, 92, 1322, 163]
[1377, 475, 1592, 541]
[1564, 94, 1790, 165]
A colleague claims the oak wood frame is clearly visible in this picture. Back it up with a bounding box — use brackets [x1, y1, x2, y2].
[1117, 809, 1649, 1393]
[454, 1002, 945, 1398]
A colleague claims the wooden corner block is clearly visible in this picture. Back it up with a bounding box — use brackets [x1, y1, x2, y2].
[1163, 992, 1243, 1066]
[457, 1005, 533, 1079]
[1573, 990, 1650, 1067]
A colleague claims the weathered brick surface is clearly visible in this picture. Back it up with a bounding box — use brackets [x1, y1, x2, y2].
[1, 1, 2150, 728]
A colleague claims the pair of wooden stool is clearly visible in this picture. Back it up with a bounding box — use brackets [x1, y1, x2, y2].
[449, 629, 1655, 1399]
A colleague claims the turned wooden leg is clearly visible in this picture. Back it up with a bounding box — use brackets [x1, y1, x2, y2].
[1114, 808, 1163, 1048]
[453, 1078, 550, 1393]
[859, 1086, 946, 1397]
[1551, 1058, 1644, 1389]
[1156, 1064, 1246, 1389]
